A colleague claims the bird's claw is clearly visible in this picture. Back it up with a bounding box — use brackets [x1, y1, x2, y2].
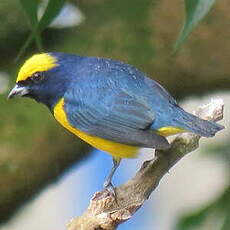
[103, 181, 116, 198]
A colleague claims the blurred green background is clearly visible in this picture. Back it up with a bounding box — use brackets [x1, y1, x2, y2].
[0, 0, 229, 229]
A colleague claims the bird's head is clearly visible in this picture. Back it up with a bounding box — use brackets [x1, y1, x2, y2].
[8, 53, 72, 109]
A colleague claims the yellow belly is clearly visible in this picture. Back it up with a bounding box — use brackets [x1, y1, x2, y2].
[53, 98, 139, 158]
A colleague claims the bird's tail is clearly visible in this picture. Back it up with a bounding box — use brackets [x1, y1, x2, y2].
[172, 107, 224, 137]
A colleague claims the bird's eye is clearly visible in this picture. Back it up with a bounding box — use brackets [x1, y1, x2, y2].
[30, 72, 44, 83]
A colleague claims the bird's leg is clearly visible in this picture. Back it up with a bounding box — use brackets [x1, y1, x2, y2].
[103, 157, 121, 196]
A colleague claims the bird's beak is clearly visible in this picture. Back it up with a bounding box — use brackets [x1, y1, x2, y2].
[8, 84, 30, 99]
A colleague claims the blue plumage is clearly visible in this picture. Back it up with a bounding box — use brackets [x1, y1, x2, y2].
[11, 52, 224, 149]
[46, 53, 223, 147]
[8, 52, 224, 193]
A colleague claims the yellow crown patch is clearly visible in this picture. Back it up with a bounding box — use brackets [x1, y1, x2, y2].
[16, 53, 58, 82]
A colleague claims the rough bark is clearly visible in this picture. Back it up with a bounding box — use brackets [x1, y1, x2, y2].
[67, 99, 224, 230]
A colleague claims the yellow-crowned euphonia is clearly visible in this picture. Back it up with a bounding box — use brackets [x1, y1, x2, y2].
[8, 53, 224, 193]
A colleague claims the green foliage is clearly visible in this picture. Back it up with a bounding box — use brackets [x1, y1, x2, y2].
[17, 0, 218, 58]
[176, 186, 230, 230]
[174, 0, 216, 52]
[20, 0, 39, 27]
[18, 0, 42, 60]
[176, 206, 211, 230]
[36, 0, 65, 31]
[17, 0, 65, 61]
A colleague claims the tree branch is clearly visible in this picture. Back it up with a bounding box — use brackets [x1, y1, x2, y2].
[68, 99, 224, 230]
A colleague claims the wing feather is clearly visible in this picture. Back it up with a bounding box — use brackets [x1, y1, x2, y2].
[64, 85, 169, 149]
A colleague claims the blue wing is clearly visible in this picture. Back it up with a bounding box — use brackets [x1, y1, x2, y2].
[63, 75, 169, 149]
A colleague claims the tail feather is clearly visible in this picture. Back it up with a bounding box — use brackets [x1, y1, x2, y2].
[173, 108, 224, 137]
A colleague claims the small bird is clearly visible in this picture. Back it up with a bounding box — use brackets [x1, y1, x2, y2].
[8, 52, 223, 194]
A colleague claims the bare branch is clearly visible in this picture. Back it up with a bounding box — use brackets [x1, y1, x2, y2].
[67, 99, 224, 230]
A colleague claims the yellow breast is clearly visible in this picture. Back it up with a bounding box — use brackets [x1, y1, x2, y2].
[53, 98, 139, 158]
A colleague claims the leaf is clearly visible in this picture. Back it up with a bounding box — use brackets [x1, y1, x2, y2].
[19, 0, 42, 51]
[37, 0, 66, 32]
[16, 0, 66, 62]
[175, 186, 230, 230]
[221, 214, 230, 230]
[19, 0, 40, 27]
[174, 0, 216, 52]
[34, 0, 65, 51]
[175, 206, 211, 230]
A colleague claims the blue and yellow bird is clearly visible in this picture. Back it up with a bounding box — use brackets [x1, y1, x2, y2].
[8, 52, 224, 193]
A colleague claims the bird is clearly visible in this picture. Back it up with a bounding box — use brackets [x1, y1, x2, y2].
[8, 52, 224, 194]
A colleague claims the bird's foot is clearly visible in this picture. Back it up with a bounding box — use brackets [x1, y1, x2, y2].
[103, 181, 116, 198]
